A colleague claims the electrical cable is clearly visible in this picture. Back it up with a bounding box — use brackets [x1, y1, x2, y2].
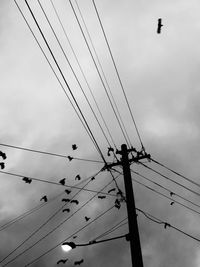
[0, 171, 101, 263]
[37, 0, 113, 149]
[151, 158, 200, 189]
[3, 173, 119, 267]
[0, 143, 104, 163]
[140, 163, 200, 198]
[13, 0, 97, 155]
[49, 0, 117, 149]
[91, 0, 145, 150]
[68, 0, 130, 146]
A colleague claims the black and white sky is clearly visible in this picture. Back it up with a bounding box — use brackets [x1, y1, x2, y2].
[1, 0, 200, 266]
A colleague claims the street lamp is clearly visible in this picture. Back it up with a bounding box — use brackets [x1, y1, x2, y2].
[61, 233, 129, 252]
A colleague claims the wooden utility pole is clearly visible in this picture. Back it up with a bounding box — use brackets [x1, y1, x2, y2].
[105, 144, 150, 267]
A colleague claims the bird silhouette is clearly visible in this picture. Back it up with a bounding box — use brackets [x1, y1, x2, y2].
[98, 195, 106, 199]
[91, 176, 95, 181]
[67, 156, 73, 161]
[170, 192, 175, 197]
[85, 216, 90, 222]
[62, 198, 71, 202]
[74, 259, 84, 265]
[75, 174, 81, 181]
[57, 259, 68, 265]
[108, 188, 116, 194]
[0, 162, 5, 169]
[63, 208, 70, 213]
[59, 178, 66, 186]
[114, 199, 121, 209]
[65, 189, 71, 195]
[157, 18, 163, 34]
[72, 144, 77, 150]
[70, 199, 79, 205]
[40, 195, 48, 202]
[22, 177, 32, 184]
[107, 147, 114, 156]
[164, 223, 170, 229]
[0, 151, 6, 160]
[170, 201, 175, 206]
[73, 235, 77, 239]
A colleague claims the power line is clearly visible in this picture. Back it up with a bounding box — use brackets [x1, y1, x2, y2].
[0, 143, 104, 163]
[37, 0, 114, 149]
[1, 174, 95, 264]
[4, 182, 116, 267]
[140, 163, 200, 198]
[49, 0, 118, 149]
[136, 208, 200, 243]
[13, 0, 98, 156]
[24, 205, 115, 267]
[91, 0, 145, 150]
[151, 157, 200, 189]
[130, 169, 200, 210]
[68, 0, 130, 146]
[0, 169, 119, 196]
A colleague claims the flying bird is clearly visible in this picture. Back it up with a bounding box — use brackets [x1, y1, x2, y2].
[22, 177, 32, 184]
[170, 201, 175, 206]
[70, 199, 79, 205]
[67, 156, 73, 161]
[0, 151, 6, 160]
[84, 216, 90, 222]
[57, 259, 68, 265]
[40, 195, 48, 202]
[0, 162, 5, 169]
[63, 208, 70, 213]
[74, 259, 84, 265]
[62, 198, 71, 202]
[98, 195, 106, 199]
[108, 188, 116, 194]
[59, 178, 66, 186]
[157, 18, 163, 34]
[72, 144, 78, 150]
[107, 147, 114, 156]
[65, 189, 71, 195]
[73, 235, 77, 239]
[75, 174, 81, 181]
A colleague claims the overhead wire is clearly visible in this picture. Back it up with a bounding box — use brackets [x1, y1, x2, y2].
[37, 0, 114, 149]
[13, 0, 98, 156]
[140, 163, 200, 198]
[49, 0, 117, 149]
[0, 171, 98, 264]
[0, 143, 104, 163]
[151, 157, 200, 189]
[3, 173, 120, 266]
[68, 0, 131, 146]
[91, 0, 145, 150]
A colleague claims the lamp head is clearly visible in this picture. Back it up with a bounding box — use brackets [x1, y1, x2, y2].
[61, 242, 76, 252]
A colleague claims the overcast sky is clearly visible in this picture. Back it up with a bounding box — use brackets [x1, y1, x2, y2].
[1, 0, 200, 266]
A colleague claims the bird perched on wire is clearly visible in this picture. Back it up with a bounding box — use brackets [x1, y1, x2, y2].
[62, 198, 71, 202]
[67, 156, 73, 161]
[72, 144, 77, 150]
[22, 177, 32, 184]
[170, 192, 175, 197]
[0, 162, 5, 169]
[75, 174, 81, 181]
[62, 208, 70, 213]
[114, 199, 121, 210]
[57, 259, 68, 265]
[0, 151, 6, 160]
[70, 199, 79, 205]
[84, 216, 90, 222]
[74, 259, 84, 265]
[157, 18, 163, 34]
[40, 195, 48, 202]
[91, 176, 95, 181]
[59, 178, 66, 186]
[65, 189, 71, 195]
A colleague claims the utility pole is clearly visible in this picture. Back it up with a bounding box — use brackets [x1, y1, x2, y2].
[105, 144, 150, 267]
